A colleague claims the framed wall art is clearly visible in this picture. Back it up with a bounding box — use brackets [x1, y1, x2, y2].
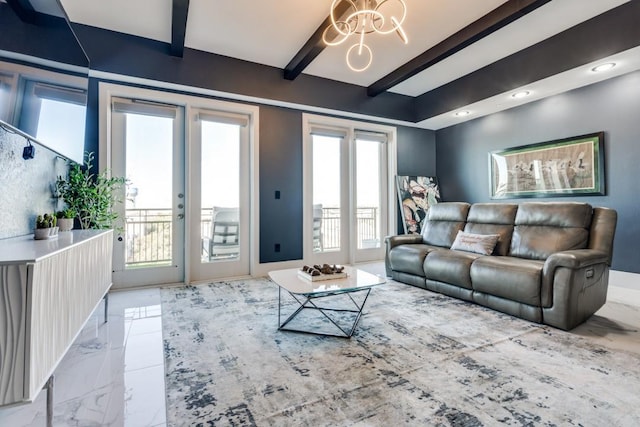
[396, 175, 440, 234]
[489, 132, 605, 199]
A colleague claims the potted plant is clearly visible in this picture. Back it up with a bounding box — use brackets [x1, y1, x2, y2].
[56, 208, 76, 232]
[56, 152, 127, 230]
[34, 213, 58, 240]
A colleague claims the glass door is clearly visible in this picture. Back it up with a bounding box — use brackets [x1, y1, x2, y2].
[189, 109, 251, 281]
[110, 98, 185, 288]
[353, 132, 388, 263]
[310, 131, 350, 265]
[307, 121, 390, 266]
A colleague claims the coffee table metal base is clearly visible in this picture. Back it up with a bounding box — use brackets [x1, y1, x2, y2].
[278, 286, 372, 338]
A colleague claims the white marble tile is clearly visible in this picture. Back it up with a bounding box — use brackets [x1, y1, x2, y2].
[0, 288, 167, 427]
[128, 315, 163, 337]
[124, 331, 165, 372]
[124, 365, 167, 427]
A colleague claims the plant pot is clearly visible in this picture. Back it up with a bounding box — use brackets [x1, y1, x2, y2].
[58, 218, 74, 232]
[34, 227, 59, 240]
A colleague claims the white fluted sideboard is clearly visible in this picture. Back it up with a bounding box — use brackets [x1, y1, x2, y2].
[0, 230, 113, 407]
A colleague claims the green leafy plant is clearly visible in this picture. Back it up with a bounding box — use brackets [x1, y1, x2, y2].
[36, 213, 57, 229]
[56, 152, 127, 230]
[55, 208, 76, 219]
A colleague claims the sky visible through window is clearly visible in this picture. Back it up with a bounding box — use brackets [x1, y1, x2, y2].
[201, 121, 240, 210]
[37, 99, 86, 163]
[124, 114, 240, 210]
[313, 135, 380, 209]
[125, 114, 173, 209]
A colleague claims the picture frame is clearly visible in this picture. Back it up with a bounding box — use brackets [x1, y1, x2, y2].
[489, 132, 605, 199]
[396, 175, 440, 234]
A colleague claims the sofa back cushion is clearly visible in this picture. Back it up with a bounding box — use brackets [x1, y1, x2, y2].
[510, 202, 592, 260]
[422, 202, 470, 248]
[464, 203, 518, 256]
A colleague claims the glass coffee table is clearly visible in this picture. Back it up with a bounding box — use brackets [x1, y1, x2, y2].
[268, 266, 386, 338]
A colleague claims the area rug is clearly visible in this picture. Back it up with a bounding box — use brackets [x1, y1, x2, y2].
[161, 278, 640, 426]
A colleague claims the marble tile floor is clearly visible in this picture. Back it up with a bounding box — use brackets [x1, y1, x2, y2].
[0, 288, 166, 427]
[0, 264, 638, 427]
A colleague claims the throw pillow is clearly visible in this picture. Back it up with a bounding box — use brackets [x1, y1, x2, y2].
[450, 231, 500, 255]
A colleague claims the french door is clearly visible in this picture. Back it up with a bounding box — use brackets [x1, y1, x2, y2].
[110, 98, 185, 288]
[189, 109, 251, 282]
[305, 116, 393, 265]
[105, 83, 256, 288]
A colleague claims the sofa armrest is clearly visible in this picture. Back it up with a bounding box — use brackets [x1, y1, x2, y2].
[544, 250, 609, 272]
[384, 234, 423, 277]
[542, 250, 609, 299]
[541, 249, 610, 329]
[385, 234, 423, 250]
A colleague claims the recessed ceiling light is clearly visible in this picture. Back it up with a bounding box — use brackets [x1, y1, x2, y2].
[455, 110, 470, 117]
[511, 90, 531, 99]
[591, 63, 616, 73]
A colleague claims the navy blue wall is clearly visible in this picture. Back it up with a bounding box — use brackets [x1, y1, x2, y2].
[0, 3, 88, 67]
[435, 71, 640, 273]
[259, 106, 303, 263]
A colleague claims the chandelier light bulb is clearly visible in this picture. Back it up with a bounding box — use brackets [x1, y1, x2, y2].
[324, 0, 408, 72]
[347, 43, 373, 72]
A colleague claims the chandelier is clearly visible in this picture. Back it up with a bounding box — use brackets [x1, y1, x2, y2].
[322, 0, 408, 72]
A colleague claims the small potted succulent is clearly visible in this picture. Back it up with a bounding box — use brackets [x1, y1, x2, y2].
[56, 208, 76, 232]
[34, 213, 59, 240]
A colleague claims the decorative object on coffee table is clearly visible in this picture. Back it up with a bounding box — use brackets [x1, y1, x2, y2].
[298, 264, 347, 281]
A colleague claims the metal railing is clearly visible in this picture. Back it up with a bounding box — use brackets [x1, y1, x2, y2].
[125, 206, 379, 265]
[125, 209, 173, 266]
[317, 207, 379, 251]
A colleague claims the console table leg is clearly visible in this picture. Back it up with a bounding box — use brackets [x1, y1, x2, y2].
[103, 293, 109, 323]
[44, 375, 54, 427]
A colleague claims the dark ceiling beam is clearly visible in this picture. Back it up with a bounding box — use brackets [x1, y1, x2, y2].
[5, 0, 38, 24]
[367, 0, 552, 97]
[283, 0, 352, 80]
[170, 0, 190, 57]
[414, 0, 640, 122]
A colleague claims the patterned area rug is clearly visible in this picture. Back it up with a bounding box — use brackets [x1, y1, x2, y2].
[161, 278, 640, 426]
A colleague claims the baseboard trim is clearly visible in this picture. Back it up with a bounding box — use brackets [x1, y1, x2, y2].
[609, 270, 640, 291]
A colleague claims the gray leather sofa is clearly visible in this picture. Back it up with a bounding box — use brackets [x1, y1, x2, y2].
[385, 202, 617, 330]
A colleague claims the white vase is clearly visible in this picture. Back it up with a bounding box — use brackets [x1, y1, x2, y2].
[34, 228, 51, 240]
[34, 227, 59, 240]
[58, 218, 74, 232]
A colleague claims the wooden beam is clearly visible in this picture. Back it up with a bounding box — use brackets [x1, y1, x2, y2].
[367, 0, 552, 97]
[284, 0, 352, 81]
[171, 0, 190, 57]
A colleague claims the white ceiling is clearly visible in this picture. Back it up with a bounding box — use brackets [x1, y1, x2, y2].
[58, 0, 638, 129]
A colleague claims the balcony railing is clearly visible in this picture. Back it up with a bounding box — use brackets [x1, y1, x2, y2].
[124, 207, 379, 266]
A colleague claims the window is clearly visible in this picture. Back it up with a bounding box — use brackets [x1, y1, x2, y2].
[18, 80, 87, 162]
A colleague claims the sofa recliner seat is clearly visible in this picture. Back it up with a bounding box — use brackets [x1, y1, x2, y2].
[385, 201, 617, 330]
